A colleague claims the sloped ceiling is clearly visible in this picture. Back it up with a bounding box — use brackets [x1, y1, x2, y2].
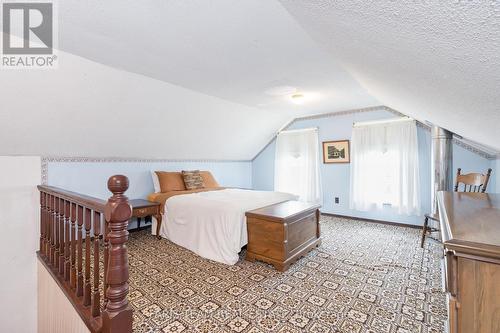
[279, 0, 500, 151]
[1, 0, 499, 158]
[1, 0, 379, 159]
[57, 0, 377, 115]
[0, 48, 287, 160]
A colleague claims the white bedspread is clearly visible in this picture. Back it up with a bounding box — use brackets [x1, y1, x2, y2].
[158, 188, 298, 265]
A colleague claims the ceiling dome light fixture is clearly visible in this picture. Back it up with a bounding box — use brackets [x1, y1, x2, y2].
[265, 85, 297, 96]
[290, 93, 305, 104]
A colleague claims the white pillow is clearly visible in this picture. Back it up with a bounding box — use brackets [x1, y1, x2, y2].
[151, 170, 160, 193]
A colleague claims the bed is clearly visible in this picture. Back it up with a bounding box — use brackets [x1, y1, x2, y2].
[147, 171, 297, 265]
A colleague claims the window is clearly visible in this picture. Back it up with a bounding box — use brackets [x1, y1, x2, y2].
[274, 128, 321, 203]
[349, 119, 421, 215]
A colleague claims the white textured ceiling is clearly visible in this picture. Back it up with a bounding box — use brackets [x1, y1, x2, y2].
[279, 0, 500, 151]
[1, 0, 499, 158]
[1, 0, 379, 159]
[58, 0, 378, 116]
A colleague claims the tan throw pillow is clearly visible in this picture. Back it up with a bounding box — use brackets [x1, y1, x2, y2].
[155, 171, 186, 192]
[182, 170, 205, 190]
[200, 171, 219, 188]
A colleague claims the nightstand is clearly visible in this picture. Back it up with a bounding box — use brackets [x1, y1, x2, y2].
[129, 199, 162, 239]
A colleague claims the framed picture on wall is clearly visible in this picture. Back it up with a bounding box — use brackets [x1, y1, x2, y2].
[323, 140, 350, 163]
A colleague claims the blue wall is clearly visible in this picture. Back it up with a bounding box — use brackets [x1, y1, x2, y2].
[252, 140, 276, 191]
[47, 160, 252, 200]
[252, 109, 498, 226]
[45, 109, 498, 229]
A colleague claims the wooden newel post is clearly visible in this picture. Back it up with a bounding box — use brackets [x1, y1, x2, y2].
[101, 175, 133, 333]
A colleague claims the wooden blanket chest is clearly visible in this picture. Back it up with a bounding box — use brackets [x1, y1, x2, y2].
[245, 201, 321, 271]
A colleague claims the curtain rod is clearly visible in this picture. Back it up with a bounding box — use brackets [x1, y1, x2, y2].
[353, 117, 413, 128]
[278, 127, 318, 134]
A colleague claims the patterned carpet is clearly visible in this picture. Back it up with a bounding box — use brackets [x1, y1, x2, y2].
[127, 216, 447, 333]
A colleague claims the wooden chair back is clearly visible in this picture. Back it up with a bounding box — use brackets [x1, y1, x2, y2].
[454, 168, 492, 193]
[422, 167, 493, 248]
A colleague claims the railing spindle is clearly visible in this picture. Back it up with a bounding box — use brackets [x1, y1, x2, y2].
[42, 193, 46, 256]
[59, 198, 65, 275]
[54, 197, 60, 270]
[70, 202, 77, 290]
[104, 219, 109, 307]
[51, 195, 57, 266]
[84, 207, 92, 306]
[64, 200, 71, 281]
[46, 194, 52, 260]
[40, 192, 44, 254]
[77, 205, 84, 297]
[44, 193, 49, 257]
[92, 210, 101, 317]
[47, 194, 52, 258]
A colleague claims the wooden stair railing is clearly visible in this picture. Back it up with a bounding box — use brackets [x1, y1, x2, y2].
[37, 175, 133, 333]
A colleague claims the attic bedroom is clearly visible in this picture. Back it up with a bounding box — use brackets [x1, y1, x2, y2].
[1, 1, 499, 333]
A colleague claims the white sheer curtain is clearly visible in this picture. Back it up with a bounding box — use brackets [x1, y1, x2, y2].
[349, 119, 421, 215]
[274, 128, 321, 203]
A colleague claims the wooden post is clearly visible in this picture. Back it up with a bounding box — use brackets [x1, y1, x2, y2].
[454, 168, 462, 192]
[102, 175, 133, 333]
[482, 168, 492, 193]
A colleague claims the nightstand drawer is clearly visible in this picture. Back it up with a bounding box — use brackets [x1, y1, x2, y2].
[133, 206, 158, 217]
[129, 199, 162, 238]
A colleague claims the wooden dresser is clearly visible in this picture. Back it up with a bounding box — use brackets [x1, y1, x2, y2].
[245, 201, 321, 272]
[437, 191, 500, 333]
